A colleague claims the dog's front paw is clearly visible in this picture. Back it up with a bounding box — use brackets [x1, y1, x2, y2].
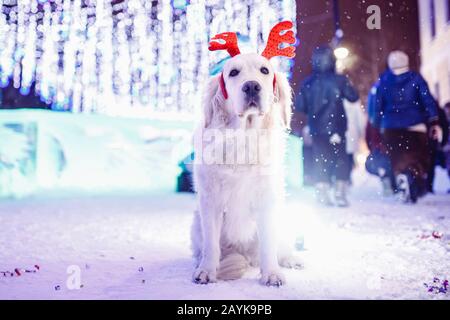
[260, 270, 285, 287]
[279, 255, 303, 270]
[193, 268, 217, 285]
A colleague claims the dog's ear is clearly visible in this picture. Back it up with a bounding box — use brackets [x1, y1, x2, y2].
[202, 74, 226, 128]
[274, 72, 293, 129]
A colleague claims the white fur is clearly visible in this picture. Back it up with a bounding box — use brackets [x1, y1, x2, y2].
[191, 53, 301, 286]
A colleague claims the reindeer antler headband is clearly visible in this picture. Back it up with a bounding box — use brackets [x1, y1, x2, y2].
[209, 21, 296, 59]
[208, 21, 296, 99]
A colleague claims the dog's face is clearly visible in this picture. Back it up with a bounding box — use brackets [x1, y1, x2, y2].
[222, 53, 275, 117]
[203, 53, 292, 130]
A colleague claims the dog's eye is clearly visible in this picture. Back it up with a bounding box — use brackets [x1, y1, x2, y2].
[229, 69, 240, 77]
[260, 67, 269, 75]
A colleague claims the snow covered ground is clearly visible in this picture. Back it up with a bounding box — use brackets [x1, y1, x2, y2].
[0, 167, 449, 300]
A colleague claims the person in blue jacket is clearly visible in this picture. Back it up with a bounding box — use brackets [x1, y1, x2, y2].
[369, 50, 441, 203]
[365, 80, 397, 196]
[296, 46, 359, 207]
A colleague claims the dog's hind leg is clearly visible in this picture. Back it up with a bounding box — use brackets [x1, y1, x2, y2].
[217, 252, 249, 280]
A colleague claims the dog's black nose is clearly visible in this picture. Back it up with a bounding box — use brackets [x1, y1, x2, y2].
[242, 81, 261, 97]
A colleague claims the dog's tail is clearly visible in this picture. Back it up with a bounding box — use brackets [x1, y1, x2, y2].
[217, 253, 249, 281]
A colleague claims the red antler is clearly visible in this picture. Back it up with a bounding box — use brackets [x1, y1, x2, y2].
[261, 21, 296, 60]
[208, 32, 241, 57]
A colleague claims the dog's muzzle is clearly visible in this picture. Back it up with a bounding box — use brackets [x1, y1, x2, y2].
[242, 81, 261, 110]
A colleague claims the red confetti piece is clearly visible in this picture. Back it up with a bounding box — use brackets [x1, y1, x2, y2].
[432, 231, 443, 239]
[1, 264, 40, 277]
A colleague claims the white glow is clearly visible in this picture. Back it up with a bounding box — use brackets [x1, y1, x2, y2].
[334, 47, 349, 60]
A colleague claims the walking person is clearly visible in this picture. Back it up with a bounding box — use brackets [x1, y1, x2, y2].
[365, 82, 396, 196]
[369, 50, 441, 203]
[445, 103, 450, 192]
[301, 125, 315, 186]
[296, 46, 359, 206]
[343, 98, 366, 184]
[365, 121, 396, 195]
[426, 103, 449, 193]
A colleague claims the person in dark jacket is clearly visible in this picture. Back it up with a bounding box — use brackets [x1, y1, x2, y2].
[369, 50, 441, 203]
[444, 103, 450, 192]
[296, 46, 359, 206]
[427, 103, 449, 193]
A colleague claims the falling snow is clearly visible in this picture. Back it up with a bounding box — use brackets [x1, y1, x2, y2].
[0, 167, 448, 299]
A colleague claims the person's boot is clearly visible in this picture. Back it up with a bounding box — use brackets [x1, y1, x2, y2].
[381, 176, 394, 196]
[396, 173, 410, 203]
[315, 183, 333, 206]
[334, 180, 349, 207]
[408, 172, 425, 203]
[396, 171, 420, 203]
[415, 176, 428, 200]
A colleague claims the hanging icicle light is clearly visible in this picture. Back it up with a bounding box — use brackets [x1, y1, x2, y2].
[0, 0, 296, 118]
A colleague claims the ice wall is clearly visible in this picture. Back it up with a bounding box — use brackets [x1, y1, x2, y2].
[0, 109, 302, 198]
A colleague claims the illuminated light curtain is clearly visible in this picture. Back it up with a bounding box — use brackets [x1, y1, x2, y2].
[0, 0, 296, 117]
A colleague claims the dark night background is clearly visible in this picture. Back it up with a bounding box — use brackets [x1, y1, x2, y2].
[293, 0, 420, 101]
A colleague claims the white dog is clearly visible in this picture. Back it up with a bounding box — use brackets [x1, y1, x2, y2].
[191, 22, 301, 286]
